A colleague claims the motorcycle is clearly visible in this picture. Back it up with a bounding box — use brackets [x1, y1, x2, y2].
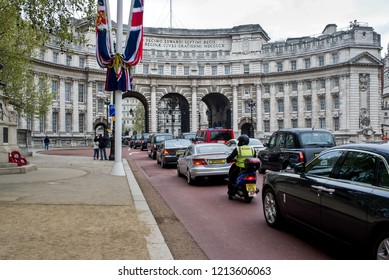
[229, 157, 261, 203]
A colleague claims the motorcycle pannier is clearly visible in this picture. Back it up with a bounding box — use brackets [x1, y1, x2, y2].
[244, 158, 261, 170]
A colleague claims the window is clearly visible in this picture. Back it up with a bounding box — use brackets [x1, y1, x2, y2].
[292, 82, 298, 92]
[305, 58, 311, 69]
[184, 66, 190, 76]
[333, 77, 340, 88]
[306, 150, 343, 178]
[39, 116, 45, 133]
[263, 100, 270, 113]
[319, 118, 326, 129]
[66, 55, 72, 66]
[320, 79, 326, 89]
[53, 52, 58, 63]
[263, 63, 269, 74]
[320, 97, 326, 110]
[158, 65, 164, 75]
[199, 66, 204, 76]
[291, 119, 298, 128]
[143, 64, 149, 75]
[336, 151, 375, 185]
[333, 95, 340, 109]
[171, 65, 177, 75]
[224, 65, 230, 75]
[333, 117, 339, 131]
[97, 83, 104, 93]
[306, 118, 312, 128]
[212, 66, 217, 75]
[305, 81, 312, 91]
[78, 84, 85, 103]
[277, 62, 283, 72]
[319, 56, 325, 67]
[243, 64, 250, 74]
[291, 99, 298, 112]
[79, 57, 85, 68]
[264, 84, 270, 94]
[98, 99, 104, 113]
[51, 80, 58, 100]
[277, 99, 284, 112]
[278, 83, 284, 93]
[65, 82, 71, 102]
[65, 113, 72, 133]
[52, 112, 58, 133]
[263, 120, 270, 132]
[305, 97, 312, 111]
[277, 120, 284, 130]
[291, 60, 297, 71]
[332, 53, 339, 64]
[378, 160, 389, 188]
[79, 114, 85, 133]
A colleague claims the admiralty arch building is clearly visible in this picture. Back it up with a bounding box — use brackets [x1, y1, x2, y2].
[26, 20, 384, 147]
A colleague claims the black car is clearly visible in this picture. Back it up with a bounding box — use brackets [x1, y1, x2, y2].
[156, 139, 192, 168]
[140, 132, 150, 151]
[261, 142, 389, 259]
[178, 132, 196, 141]
[147, 133, 174, 159]
[258, 128, 336, 173]
[129, 134, 141, 149]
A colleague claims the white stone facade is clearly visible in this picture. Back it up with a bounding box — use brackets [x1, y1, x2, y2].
[26, 21, 383, 146]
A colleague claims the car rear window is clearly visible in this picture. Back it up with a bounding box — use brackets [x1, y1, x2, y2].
[210, 131, 232, 141]
[299, 131, 335, 146]
[156, 135, 173, 142]
[165, 139, 191, 148]
[197, 144, 229, 154]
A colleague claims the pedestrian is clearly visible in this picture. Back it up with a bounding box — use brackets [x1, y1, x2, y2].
[93, 136, 99, 160]
[98, 134, 108, 160]
[44, 135, 50, 150]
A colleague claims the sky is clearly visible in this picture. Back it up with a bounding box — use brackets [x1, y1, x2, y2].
[108, 0, 389, 57]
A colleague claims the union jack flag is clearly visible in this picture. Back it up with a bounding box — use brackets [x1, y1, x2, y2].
[95, 0, 144, 92]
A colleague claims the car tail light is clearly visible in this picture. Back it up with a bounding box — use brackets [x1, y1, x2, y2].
[192, 158, 207, 165]
[298, 152, 305, 162]
[243, 175, 256, 181]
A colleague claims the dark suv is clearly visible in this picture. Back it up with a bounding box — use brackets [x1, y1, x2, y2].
[140, 132, 150, 151]
[147, 133, 174, 159]
[258, 128, 336, 173]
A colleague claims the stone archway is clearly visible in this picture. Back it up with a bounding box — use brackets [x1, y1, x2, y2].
[157, 93, 190, 136]
[122, 91, 149, 133]
[201, 93, 232, 129]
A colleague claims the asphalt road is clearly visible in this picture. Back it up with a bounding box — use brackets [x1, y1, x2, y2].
[125, 148, 365, 260]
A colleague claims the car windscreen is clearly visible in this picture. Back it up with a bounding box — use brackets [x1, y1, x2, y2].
[249, 139, 263, 146]
[299, 132, 335, 146]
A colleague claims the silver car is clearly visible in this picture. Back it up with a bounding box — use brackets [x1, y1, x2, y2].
[177, 143, 231, 185]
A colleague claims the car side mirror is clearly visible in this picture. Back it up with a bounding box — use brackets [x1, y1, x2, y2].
[294, 162, 306, 177]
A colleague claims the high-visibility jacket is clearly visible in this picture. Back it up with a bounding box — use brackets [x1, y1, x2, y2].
[236, 145, 255, 168]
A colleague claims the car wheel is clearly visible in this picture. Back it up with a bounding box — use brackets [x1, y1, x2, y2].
[262, 188, 282, 228]
[187, 169, 195, 185]
[373, 231, 389, 260]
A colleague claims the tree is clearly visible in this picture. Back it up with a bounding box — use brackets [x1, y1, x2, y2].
[0, 0, 95, 118]
[132, 102, 145, 134]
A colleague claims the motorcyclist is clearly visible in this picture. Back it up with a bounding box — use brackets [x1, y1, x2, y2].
[226, 134, 256, 199]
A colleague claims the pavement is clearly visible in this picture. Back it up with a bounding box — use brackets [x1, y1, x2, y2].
[0, 147, 173, 260]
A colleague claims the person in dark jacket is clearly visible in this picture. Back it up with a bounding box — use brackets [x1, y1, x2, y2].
[98, 134, 108, 160]
[44, 136, 50, 150]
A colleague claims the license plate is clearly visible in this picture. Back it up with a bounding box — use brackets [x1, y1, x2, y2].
[314, 153, 319, 157]
[246, 184, 256, 192]
[176, 151, 184, 155]
[209, 159, 225, 164]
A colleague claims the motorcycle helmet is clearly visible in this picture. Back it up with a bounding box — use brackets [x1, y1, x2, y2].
[237, 134, 249, 146]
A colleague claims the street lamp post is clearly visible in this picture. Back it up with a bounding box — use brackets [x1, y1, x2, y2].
[104, 98, 110, 135]
[249, 100, 256, 138]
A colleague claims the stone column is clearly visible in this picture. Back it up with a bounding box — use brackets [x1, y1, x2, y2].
[284, 82, 291, 128]
[59, 77, 66, 133]
[151, 84, 157, 132]
[191, 84, 198, 131]
[72, 79, 79, 134]
[269, 84, 277, 132]
[255, 82, 262, 137]
[86, 81, 94, 133]
[311, 79, 318, 128]
[232, 83, 238, 134]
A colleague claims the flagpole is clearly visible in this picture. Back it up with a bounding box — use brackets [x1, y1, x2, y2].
[110, 0, 125, 176]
